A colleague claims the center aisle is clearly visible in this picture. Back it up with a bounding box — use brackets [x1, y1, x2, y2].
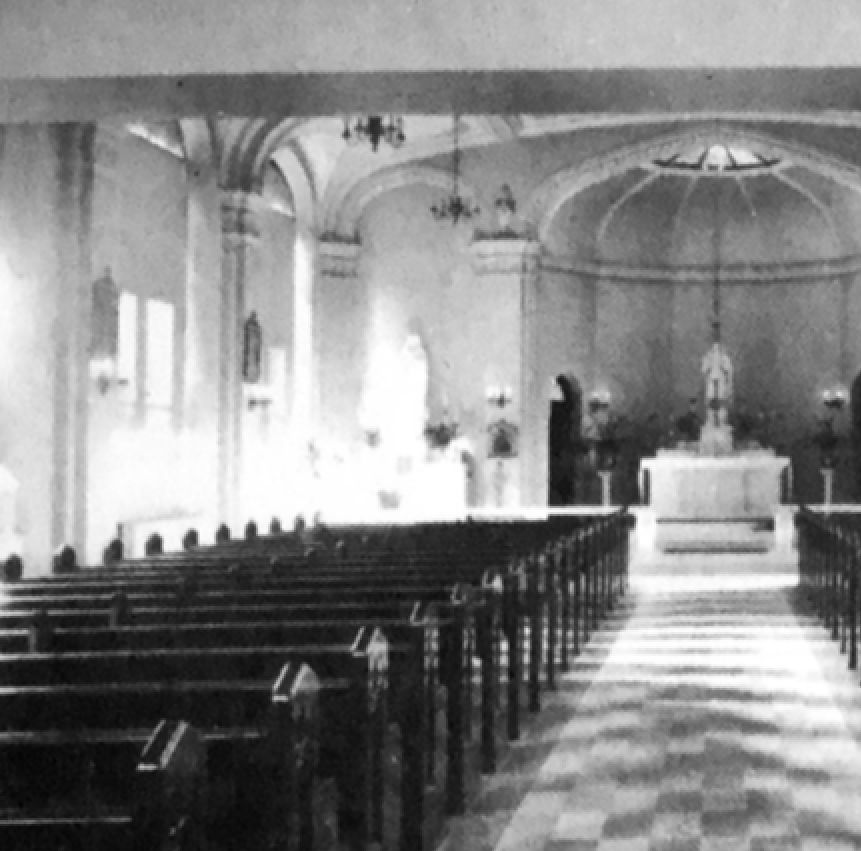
[443, 564, 861, 851]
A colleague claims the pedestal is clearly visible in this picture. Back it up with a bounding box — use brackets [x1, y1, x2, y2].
[598, 471, 613, 507]
[774, 506, 795, 558]
[636, 509, 658, 559]
[821, 468, 835, 506]
[698, 423, 734, 456]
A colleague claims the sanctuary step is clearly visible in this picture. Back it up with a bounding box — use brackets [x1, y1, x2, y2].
[655, 518, 774, 554]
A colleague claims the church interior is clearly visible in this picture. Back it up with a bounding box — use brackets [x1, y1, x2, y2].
[2, 2, 861, 849]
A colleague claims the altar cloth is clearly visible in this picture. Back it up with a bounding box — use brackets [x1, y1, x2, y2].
[640, 451, 789, 519]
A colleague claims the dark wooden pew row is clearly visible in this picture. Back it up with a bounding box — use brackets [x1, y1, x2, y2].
[0, 607, 481, 850]
[0, 578, 516, 759]
[1, 516, 630, 765]
[5, 517, 629, 732]
[0, 575, 483, 603]
[148, 518, 590, 560]
[4, 512, 629, 660]
[0, 663, 317, 851]
[0, 512, 630, 850]
[797, 508, 860, 674]
[0, 567, 514, 751]
[76, 515, 605, 577]
[0, 720, 206, 851]
[7, 549, 516, 587]
[12, 553, 521, 601]
[8, 516, 630, 700]
[0, 642, 372, 851]
[0, 580, 517, 776]
[125, 515, 607, 565]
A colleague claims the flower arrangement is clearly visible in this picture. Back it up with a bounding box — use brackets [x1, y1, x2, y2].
[811, 416, 840, 467]
[583, 409, 629, 470]
[424, 420, 459, 450]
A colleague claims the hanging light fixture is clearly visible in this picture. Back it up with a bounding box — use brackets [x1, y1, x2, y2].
[431, 115, 480, 225]
[342, 115, 405, 152]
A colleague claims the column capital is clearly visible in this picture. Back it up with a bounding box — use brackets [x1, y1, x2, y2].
[318, 235, 362, 279]
[470, 237, 542, 276]
[220, 189, 270, 249]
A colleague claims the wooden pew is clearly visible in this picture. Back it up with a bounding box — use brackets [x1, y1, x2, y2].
[0, 516, 630, 784]
[0, 654, 333, 851]
[0, 636, 384, 848]
[0, 513, 630, 850]
[0, 718, 208, 851]
[0, 615, 442, 851]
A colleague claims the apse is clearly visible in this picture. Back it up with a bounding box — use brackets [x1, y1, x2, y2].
[557, 153, 856, 269]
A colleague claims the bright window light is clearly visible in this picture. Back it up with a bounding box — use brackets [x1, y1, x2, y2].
[145, 299, 174, 409]
[117, 292, 137, 401]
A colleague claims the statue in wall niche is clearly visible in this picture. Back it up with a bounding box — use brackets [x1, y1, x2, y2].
[702, 341, 733, 427]
[242, 312, 263, 384]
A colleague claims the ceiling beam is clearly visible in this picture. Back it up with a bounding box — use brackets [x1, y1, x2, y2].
[5, 69, 861, 124]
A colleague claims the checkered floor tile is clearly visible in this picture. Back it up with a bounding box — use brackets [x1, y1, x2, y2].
[440, 562, 861, 851]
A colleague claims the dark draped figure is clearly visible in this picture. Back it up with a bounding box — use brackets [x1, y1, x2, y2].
[548, 375, 582, 505]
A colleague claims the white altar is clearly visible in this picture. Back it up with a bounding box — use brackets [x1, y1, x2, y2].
[633, 309, 796, 560]
[641, 450, 789, 520]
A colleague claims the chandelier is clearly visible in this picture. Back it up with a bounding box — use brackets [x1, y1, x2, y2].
[342, 115, 405, 152]
[431, 115, 479, 225]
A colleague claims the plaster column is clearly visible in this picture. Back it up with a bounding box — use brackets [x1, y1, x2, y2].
[470, 238, 541, 509]
[840, 275, 851, 385]
[218, 190, 262, 529]
[822, 468, 835, 506]
[599, 470, 613, 506]
[52, 124, 96, 563]
[182, 156, 221, 528]
[0, 125, 96, 572]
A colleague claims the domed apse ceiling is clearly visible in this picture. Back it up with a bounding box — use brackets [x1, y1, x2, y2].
[555, 143, 861, 269]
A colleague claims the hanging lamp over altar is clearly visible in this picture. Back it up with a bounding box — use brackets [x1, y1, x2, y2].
[699, 177, 735, 455]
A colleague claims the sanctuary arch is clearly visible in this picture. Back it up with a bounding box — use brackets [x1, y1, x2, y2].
[517, 128, 861, 508]
[7, 104, 861, 565]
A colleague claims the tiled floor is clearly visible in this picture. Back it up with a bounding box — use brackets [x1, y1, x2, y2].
[441, 562, 861, 851]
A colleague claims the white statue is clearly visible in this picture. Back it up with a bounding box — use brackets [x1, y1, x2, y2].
[702, 341, 733, 427]
[395, 333, 429, 448]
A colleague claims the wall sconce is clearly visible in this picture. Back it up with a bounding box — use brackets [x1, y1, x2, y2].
[90, 268, 120, 395]
[486, 385, 513, 408]
[823, 386, 847, 412]
[247, 387, 274, 412]
[90, 356, 117, 396]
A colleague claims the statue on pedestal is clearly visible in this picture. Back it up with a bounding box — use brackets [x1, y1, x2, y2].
[702, 341, 733, 427]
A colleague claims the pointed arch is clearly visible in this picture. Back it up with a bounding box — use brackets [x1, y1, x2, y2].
[323, 164, 479, 241]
